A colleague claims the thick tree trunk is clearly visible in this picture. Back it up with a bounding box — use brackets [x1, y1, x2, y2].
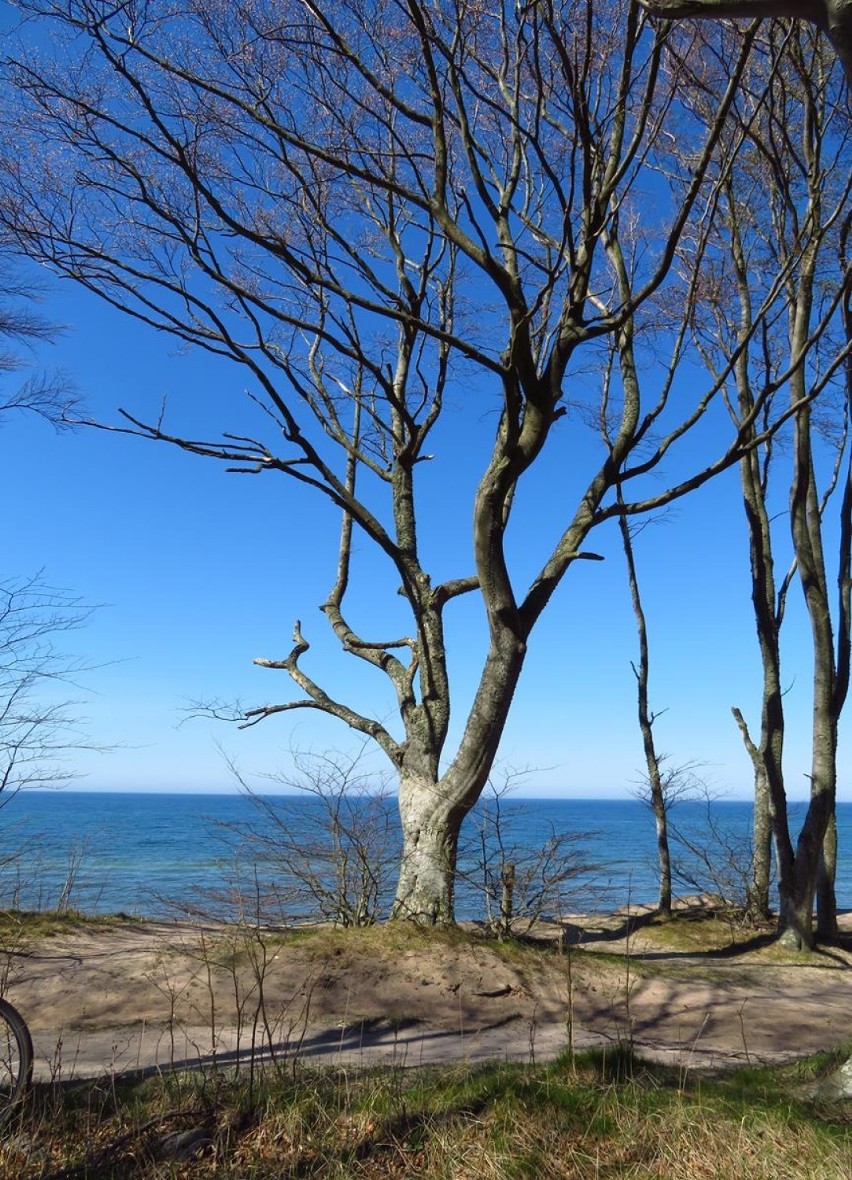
[777, 802, 832, 949]
[777, 891, 815, 949]
[777, 792, 834, 948]
[392, 774, 465, 924]
[773, 738, 838, 950]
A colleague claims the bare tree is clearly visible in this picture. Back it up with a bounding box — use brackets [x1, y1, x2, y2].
[220, 747, 397, 928]
[642, 0, 852, 956]
[676, 24, 851, 947]
[457, 773, 598, 937]
[0, 0, 845, 924]
[667, 783, 762, 923]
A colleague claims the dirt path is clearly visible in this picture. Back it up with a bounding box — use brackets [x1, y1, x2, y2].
[3, 909, 851, 1081]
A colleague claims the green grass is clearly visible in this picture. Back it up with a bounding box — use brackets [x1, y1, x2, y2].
[2, 1048, 849, 1178]
[0, 908, 135, 943]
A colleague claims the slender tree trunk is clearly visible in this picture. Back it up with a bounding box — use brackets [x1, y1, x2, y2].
[777, 427, 838, 949]
[780, 255, 840, 944]
[750, 766, 773, 923]
[721, 170, 784, 927]
[653, 801, 673, 916]
[731, 710, 775, 922]
[817, 275, 852, 944]
[617, 502, 672, 916]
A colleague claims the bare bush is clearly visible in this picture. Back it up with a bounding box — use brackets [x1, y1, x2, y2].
[458, 779, 598, 938]
[219, 748, 399, 928]
[0, 573, 95, 803]
[667, 787, 765, 923]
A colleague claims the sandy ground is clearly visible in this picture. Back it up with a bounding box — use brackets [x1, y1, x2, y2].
[2, 904, 851, 1083]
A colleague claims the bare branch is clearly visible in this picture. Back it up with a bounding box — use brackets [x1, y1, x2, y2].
[250, 622, 401, 763]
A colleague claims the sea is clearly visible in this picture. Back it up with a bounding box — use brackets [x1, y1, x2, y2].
[0, 792, 849, 922]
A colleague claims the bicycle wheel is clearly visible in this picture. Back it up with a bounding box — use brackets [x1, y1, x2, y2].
[0, 998, 33, 1106]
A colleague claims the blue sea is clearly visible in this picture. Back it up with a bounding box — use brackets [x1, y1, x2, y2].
[0, 792, 848, 922]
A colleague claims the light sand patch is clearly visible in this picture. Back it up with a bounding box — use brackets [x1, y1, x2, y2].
[0, 911, 849, 1080]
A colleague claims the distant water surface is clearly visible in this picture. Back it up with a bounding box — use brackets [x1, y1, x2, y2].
[0, 792, 847, 921]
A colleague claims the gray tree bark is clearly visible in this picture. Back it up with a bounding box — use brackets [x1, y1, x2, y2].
[732, 710, 775, 923]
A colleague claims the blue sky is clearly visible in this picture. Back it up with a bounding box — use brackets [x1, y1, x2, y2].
[2, 271, 842, 802]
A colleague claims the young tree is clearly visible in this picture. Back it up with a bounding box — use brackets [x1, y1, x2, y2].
[616, 501, 675, 917]
[0, 0, 844, 923]
[221, 746, 398, 928]
[460, 784, 597, 938]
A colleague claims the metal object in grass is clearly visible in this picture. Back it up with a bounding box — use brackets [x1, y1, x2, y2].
[0, 998, 33, 1113]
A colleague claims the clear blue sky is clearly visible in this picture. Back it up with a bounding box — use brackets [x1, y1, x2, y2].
[2, 271, 844, 802]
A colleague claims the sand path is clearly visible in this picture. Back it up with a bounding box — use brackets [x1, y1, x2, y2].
[2, 910, 850, 1082]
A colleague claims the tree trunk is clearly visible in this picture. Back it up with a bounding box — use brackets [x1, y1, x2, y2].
[816, 812, 839, 941]
[391, 774, 466, 925]
[617, 500, 672, 917]
[749, 766, 773, 923]
[777, 891, 815, 950]
[782, 356, 839, 946]
[654, 801, 673, 916]
[777, 791, 834, 948]
[723, 170, 785, 930]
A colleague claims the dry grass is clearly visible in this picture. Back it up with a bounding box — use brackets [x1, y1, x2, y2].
[0, 1048, 849, 1178]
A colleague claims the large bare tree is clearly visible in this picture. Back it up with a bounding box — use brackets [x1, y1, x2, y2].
[0, 0, 845, 923]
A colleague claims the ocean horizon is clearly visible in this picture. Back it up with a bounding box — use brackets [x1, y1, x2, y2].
[0, 791, 848, 922]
